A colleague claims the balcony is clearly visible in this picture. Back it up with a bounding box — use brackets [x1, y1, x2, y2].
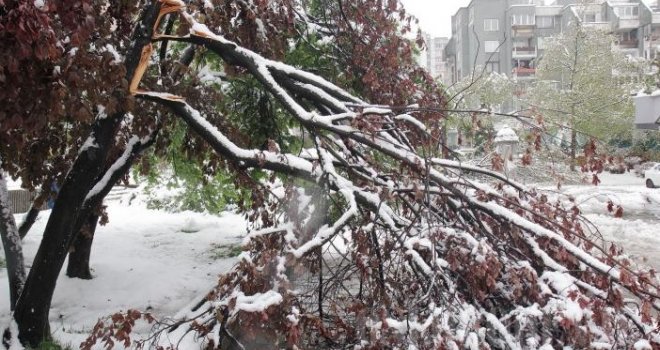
[617, 47, 641, 57]
[512, 67, 536, 78]
[509, 0, 534, 6]
[644, 35, 660, 44]
[511, 23, 536, 29]
[616, 18, 640, 30]
[617, 39, 639, 48]
[653, 12, 660, 24]
[511, 27, 535, 37]
[535, 6, 562, 17]
[583, 22, 611, 31]
[512, 46, 537, 58]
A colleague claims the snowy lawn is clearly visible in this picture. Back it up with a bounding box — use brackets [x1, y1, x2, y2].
[0, 197, 246, 348]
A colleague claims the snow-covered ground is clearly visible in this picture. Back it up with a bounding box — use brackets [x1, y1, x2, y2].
[0, 171, 658, 348]
[539, 172, 660, 271]
[0, 194, 246, 348]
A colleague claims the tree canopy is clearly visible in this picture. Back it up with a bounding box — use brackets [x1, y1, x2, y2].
[530, 25, 639, 148]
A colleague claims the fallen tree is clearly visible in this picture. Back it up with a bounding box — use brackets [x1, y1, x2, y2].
[85, 2, 660, 349]
[2, 0, 659, 348]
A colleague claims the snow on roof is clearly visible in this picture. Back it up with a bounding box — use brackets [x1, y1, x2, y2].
[494, 127, 519, 143]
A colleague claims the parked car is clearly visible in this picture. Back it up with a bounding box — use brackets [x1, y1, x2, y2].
[645, 163, 660, 188]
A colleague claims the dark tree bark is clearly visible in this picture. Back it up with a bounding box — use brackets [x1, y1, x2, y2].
[66, 214, 99, 280]
[13, 116, 123, 345]
[570, 127, 577, 172]
[18, 183, 52, 239]
[12, 4, 163, 346]
[13, 110, 162, 348]
[18, 203, 41, 239]
[0, 168, 26, 310]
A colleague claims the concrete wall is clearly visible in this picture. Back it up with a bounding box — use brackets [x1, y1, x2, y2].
[634, 94, 660, 129]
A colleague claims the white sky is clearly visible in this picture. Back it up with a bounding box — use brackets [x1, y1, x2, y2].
[399, 0, 472, 38]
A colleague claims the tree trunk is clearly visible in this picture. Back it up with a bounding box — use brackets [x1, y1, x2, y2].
[12, 5, 162, 346]
[0, 169, 26, 310]
[441, 125, 449, 159]
[66, 214, 99, 280]
[18, 205, 40, 239]
[13, 124, 118, 346]
[14, 130, 157, 346]
[570, 126, 577, 172]
[18, 184, 49, 239]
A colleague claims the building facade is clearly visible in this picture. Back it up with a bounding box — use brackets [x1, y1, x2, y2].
[419, 35, 451, 85]
[444, 0, 660, 85]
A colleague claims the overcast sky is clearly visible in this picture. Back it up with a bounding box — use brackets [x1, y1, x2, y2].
[399, 0, 471, 38]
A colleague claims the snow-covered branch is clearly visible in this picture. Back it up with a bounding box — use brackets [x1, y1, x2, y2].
[121, 4, 660, 348]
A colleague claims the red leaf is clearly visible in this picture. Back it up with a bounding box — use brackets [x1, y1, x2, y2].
[571, 206, 580, 216]
[614, 206, 623, 218]
[559, 317, 574, 328]
[641, 301, 653, 323]
[578, 297, 589, 309]
[522, 150, 532, 166]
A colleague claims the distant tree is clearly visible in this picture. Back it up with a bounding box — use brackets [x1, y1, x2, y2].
[443, 71, 513, 155]
[449, 70, 515, 112]
[529, 24, 639, 170]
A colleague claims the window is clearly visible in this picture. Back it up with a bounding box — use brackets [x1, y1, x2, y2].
[616, 6, 639, 19]
[484, 19, 499, 31]
[512, 14, 535, 25]
[620, 31, 636, 41]
[485, 41, 500, 53]
[536, 16, 553, 28]
[486, 61, 500, 73]
[584, 13, 596, 23]
[537, 37, 546, 50]
[512, 39, 529, 49]
[512, 59, 532, 69]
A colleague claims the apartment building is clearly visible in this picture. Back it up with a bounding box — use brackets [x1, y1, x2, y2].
[444, 0, 660, 85]
[419, 35, 452, 85]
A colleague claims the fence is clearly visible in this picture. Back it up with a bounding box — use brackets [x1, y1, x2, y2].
[8, 189, 34, 214]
